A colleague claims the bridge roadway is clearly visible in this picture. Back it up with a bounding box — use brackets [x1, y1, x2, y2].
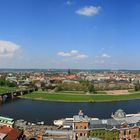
[0, 88, 37, 102]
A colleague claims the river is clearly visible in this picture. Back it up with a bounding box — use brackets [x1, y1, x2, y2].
[0, 98, 140, 125]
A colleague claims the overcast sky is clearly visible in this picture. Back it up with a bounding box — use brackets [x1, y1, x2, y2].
[0, 0, 140, 69]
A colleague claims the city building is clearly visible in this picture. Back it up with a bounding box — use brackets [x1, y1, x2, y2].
[73, 110, 89, 139]
[43, 109, 140, 140]
[0, 116, 14, 128]
[0, 125, 23, 140]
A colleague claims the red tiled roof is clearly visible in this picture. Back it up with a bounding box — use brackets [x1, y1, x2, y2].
[4, 128, 22, 140]
[0, 125, 22, 140]
[0, 125, 12, 134]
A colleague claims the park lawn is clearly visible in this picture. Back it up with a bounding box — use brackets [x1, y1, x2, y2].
[37, 90, 107, 95]
[57, 91, 86, 94]
[57, 91, 107, 95]
[21, 91, 140, 102]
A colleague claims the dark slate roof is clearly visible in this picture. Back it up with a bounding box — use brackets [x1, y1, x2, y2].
[89, 119, 122, 130]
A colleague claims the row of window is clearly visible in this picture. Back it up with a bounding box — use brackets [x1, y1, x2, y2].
[75, 126, 87, 129]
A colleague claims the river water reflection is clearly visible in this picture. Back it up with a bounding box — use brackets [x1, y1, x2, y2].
[0, 99, 140, 124]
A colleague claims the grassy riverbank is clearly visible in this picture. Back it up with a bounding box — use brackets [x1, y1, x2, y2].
[21, 90, 140, 102]
[0, 86, 27, 94]
[0, 86, 19, 93]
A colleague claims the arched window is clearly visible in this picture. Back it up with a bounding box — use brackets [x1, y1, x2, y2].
[129, 130, 131, 135]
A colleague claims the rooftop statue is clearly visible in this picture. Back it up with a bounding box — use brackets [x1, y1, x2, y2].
[112, 109, 126, 120]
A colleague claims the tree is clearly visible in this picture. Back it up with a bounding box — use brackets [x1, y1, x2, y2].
[134, 80, 140, 91]
[0, 76, 6, 86]
[41, 82, 46, 91]
[88, 84, 96, 94]
[6, 81, 17, 87]
[56, 84, 63, 91]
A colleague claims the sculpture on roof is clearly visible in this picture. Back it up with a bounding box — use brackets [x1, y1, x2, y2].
[111, 109, 126, 120]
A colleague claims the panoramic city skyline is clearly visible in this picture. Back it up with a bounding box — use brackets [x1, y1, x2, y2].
[0, 0, 140, 69]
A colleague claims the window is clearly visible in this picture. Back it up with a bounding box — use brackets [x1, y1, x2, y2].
[124, 130, 126, 135]
[129, 130, 131, 135]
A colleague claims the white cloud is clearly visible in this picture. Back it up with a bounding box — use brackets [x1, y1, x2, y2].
[57, 50, 88, 59]
[76, 6, 101, 16]
[76, 54, 88, 59]
[93, 53, 111, 65]
[70, 50, 79, 54]
[101, 53, 111, 58]
[0, 40, 20, 57]
[66, 1, 72, 5]
[57, 52, 71, 57]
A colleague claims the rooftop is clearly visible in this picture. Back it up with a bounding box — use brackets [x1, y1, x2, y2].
[0, 125, 12, 134]
[0, 133, 7, 140]
[112, 109, 126, 119]
[0, 116, 14, 122]
[0, 125, 22, 140]
[4, 128, 23, 140]
[73, 110, 89, 122]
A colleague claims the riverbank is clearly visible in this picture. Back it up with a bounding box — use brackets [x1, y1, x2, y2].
[20, 90, 140, 102]
[0, 86, 19, 93]
[0, 86, 27, 94]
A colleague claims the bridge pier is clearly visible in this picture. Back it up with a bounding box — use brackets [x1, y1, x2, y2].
[0, 88, 35, 102]
[0, 95, 8, 102]
[20, 91, 23, 96]
[10, 93, 14, 99]
[0, 95, 3, 102]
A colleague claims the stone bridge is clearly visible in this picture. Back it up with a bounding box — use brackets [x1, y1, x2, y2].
[0, 88, 37, 102]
